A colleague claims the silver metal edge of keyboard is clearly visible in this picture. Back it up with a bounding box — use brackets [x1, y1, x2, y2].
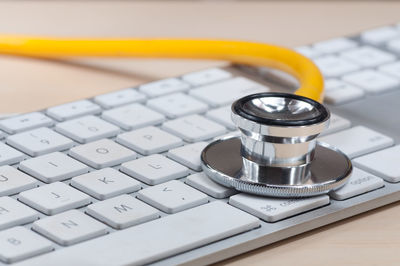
[155, 182, 400, 266]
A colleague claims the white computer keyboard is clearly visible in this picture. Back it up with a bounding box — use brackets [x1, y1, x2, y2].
[0, 24, 400, 265]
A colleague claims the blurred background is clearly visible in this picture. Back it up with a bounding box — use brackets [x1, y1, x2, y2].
[0, 1, 399, 112]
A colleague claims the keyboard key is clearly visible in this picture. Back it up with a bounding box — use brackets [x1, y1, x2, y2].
[319, 126, 393, 158]
[0, 166, 38, 196]
[185, 173, 236, 199]
[181, 68, 232, 86]
[320, 113, 351, 136]
[7, 127, 74, 156]
[46, 100, 102, 121]
[206, 105, 235, 130]
[361, 26, 400, 45]
[379, 62, 400, 79]
[69, 139, 137, 169]
[71, 168, 141, 200]
[21, 202, 259, 265]
[19, 182, 91, 215]
[19, 152, 89, 183]
[139, 78, 190, 97]
[167, 142, 208, 171]
[189, 77, 269, 107]
[32, 210, 108, 246]
[55, 115, 120, 143]
[314, 56, 360, 77]
[0, 197, 38, 230]
[229, 193, 329, 222]
[147, 93, 208, 118]
[162, 115, 226, 142]
[324, 79, 364, 104]
[353, 145, 400, 183]
[387, 38, 400, 54]
[102, 103, 165, 130]
[0, 112, 53, 134]
[116, 126, 183, 155]
[137, 180, 208, 214]
[340, 46, 396, 67]
[94, 89, 146, 109]
[295, 46, 322, 58]
[342, 70, 400, 94]
[0, 226, 53, 263]
[121, 154, 189, 185]
[330, 168, 384, 200]
[0, 143, 25, 166]
[86, 194, 160, 229]
[313, 37, 357, 53]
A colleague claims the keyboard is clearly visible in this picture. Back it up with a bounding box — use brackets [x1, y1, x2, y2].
[0, 23, 400, 265]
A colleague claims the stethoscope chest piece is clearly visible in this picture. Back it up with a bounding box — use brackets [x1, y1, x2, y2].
[201, 92, 352, 197]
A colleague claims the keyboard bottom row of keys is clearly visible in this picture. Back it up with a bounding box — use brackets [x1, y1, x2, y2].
[11, 202, 259, 265]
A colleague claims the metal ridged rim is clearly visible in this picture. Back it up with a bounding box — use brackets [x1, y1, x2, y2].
[201, 137, 352, 198]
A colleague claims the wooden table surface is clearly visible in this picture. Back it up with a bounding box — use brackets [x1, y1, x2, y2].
[1, 1, 400, 265]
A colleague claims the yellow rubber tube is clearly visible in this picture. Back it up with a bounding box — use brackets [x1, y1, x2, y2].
[0, 35, 324, 102]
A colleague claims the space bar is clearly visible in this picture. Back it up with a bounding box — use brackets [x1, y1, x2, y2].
[16, 201, 259, 266]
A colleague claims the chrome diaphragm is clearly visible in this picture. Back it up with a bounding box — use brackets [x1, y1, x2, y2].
[201, 92, 352, 197]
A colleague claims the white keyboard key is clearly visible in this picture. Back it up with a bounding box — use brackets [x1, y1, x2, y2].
[185, 173, 236, 199]
[320, 113, 351, 136]
[139, 78, 190, 97]
[340, 46, 396, 67]
[137, 180, 208, 214]
[69, 139, 136, 169]
[19, 152, 89, 183]
[32, 210, 107, 246]
[387, 38, 400, 54]
[0, 197, 38, 230]
[229, 193, 329, 222]
[342, 70, 400, 94]
[7, 127, 74, 156]
[313, 37, 357, 53]
[379, 62, 400, 79]
[189, 77, 269, 107]
[0, 166, 38, 196]
[330, 168, 384, 200]
[353, 145, 400, 183]
[94, 89, 146, 108]
[162, 115, 226, 142]
[182, 68, 232, 86]
[314, 56, 360, 77]
[319, 126, 393, 158]
[71, 168, 141, 200]
[55, 115, 120, 143]
[19, 182, 91, 215]
[147, 93, 208, 118]
[0, 226, 52, 264]
[121, 154, 189, 185]
[0, 112, 53, 134]
[361, 26, 400, 45]
[102, 103, 165, 130]
[295, 46, 322, 58]
[20, 202, 259, 265]
[323, 79, 365, 105]
[0, 143, 25, 166]
[46, 100, 102, 121]
[86, 194, 160, 229]
[116, 126, 183, 155]
[167, 142, 208, 171]
[206, 105, 235, 130]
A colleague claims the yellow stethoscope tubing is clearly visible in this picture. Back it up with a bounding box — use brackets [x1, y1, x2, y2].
[0, 36, 324, 102]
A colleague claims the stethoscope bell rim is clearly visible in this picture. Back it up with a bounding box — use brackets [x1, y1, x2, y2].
[201, 92, 352, 198]
[201, 136, 352, 197]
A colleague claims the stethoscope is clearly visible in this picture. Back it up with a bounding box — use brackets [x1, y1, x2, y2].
[0, 36, 353, 197]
